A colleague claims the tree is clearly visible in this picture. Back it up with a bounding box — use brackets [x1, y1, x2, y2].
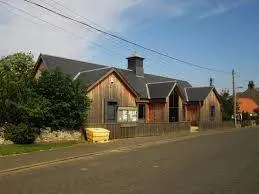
[0, 52, 35, 80]
[0, 52, 45, 143]
[35, 69, 91, 130]
[220, 90, 239, 121]
[0, 52, 90, 143]
[0, 52, 42, 126]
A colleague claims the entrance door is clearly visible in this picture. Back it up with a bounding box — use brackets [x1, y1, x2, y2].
[107, 101, 117, 123]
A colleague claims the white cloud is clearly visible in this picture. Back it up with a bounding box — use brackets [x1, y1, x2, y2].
[126, 0, 251, 22]
[0, 0, 139, 59]
[0, 0, 252, 60]
[124, 0, 196, 21]
[198, 1, 248, 19]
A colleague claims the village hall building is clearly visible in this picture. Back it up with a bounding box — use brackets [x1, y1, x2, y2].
[34, 53, 222, 125]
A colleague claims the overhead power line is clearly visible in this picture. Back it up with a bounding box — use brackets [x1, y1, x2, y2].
[0, 0, 132, 64]
[42, 0, 171, 70]
[0, 0, 161, 72]
[24, 0, 231, 74]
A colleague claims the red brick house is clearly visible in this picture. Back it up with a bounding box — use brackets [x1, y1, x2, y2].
[34, 54, 222, 125]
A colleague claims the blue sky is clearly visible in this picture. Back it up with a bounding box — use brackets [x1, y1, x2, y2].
[92, 0, 259, 92]
[1, 0, 258, 92]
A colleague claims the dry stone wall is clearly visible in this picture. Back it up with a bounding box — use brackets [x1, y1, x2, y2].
[35, 129, 83, 143]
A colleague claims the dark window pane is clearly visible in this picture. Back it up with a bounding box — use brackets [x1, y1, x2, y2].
[107, 102, 117, 122]
[138, 104, 145, 119]
[210, 106, 216, 118]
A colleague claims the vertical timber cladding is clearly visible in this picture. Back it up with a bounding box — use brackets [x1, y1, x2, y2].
[149, 101, 167, 122]
[87, 72, 136, 123]
[178, 96, 183, 121]
[35, 61, 48, 79]
[186, 103, 200, 123]
[200, 90, 222, 122]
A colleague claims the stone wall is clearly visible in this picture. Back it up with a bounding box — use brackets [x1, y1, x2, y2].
[0, 132, 13, 145]
[35, 129, 83, 143]
[0, 128, 83, 144]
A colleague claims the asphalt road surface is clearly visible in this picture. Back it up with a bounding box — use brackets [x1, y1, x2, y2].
[1, 128, 259, 193]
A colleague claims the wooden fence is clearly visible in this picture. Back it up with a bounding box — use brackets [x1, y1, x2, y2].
[87, 122, 191, 140]
[198, 121, 234, 130]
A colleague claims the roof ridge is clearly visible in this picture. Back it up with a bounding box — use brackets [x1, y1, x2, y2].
[143, 72, 190, 83]
[40, 54, 191, 85]
[115, 67, 133, 72]
[186, 86, 213, 89]
[146, 80, 177, 85]
[41, 53, 108, 68]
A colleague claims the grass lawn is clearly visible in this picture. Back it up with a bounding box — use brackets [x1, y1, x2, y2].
[0, 142, 80, 156]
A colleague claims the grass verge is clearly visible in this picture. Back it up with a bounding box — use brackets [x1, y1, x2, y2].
[0, 142, 79, 156]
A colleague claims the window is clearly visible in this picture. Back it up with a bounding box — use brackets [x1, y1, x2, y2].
[138, 104, 146, 120]
[210, 106, 216, 118]
[107, 102, 117, 122]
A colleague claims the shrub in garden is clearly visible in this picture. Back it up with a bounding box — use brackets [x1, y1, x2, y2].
[0, 52, 41, 127]
[1, 53, 91, 144]
[4, 123, 41, 144]
[35, 69, 91, 130]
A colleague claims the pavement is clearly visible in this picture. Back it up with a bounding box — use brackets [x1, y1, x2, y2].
[0, 130, 197, 171]
[0, 129, 236, 172]
[0, 127, 258, 193]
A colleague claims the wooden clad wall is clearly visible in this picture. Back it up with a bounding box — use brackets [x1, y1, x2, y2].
[149, 88, 184, 123]
[200, 90, 222, 122]
[148, 103, 167, 122]
[87, 72, 136, 123]
[178, 96, 183, 121]
[186, 103, 200, 123]
[35, 61, 48, 79]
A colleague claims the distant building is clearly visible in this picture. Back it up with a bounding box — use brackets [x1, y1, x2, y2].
[237, 81, 259, 116]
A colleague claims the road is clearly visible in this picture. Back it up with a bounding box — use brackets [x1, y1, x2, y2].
[1, 128, 259, 193]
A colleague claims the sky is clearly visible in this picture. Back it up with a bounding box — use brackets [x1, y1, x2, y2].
[0, 0, 258, 92]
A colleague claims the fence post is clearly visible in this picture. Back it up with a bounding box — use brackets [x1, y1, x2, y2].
[113, 124, 116, 140]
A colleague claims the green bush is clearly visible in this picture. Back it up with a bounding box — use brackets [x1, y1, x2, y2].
[35, 69, 91, 130]
[256, 119, 259, 125]
[4, 123, 40, 144]
[1, 53, 91, 134]
[0, 52, 44, 127]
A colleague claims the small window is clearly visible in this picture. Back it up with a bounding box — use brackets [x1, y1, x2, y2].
[138, 104, 146, 120]
[107, 102, 117, 123]
[210, 106, 216, 118]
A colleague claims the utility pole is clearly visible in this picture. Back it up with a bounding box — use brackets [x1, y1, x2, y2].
[232, 69, 236, 127]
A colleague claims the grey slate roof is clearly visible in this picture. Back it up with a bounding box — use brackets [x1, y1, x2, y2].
[185, 87, 213, 102]
[41, 54, 107, 77]
[39, 54, 193, 99]
[77, 67, 112, 86]
[147, 82, 176, 99]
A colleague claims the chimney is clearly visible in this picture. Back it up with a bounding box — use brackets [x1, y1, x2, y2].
[127, 52, 144, 77]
